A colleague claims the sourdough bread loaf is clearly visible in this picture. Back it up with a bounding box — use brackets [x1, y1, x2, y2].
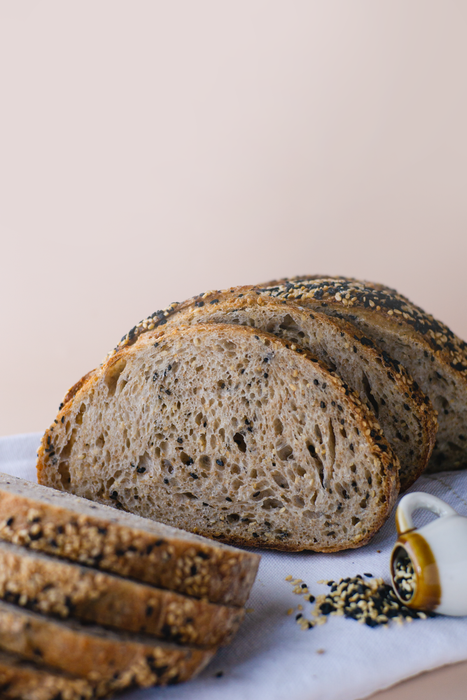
[0, 539, 243, 647]
[37, 324, 399, 552]
[116, 289, 436, 490]
[0, 473, 259, 607]
[0, 650, 95, 700]
[0, 600, 213, 693]
[257, 276, 467, 472]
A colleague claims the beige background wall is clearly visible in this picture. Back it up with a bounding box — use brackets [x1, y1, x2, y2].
[1, 3, 467, 697]
[1, 1, 466, 437]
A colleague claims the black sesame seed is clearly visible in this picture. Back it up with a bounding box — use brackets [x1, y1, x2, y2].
[216, 459, 224, 467]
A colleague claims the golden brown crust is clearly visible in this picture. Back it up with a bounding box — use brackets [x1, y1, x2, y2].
[118, 288, 436, 491]
[0, 651, 95, 700]
[0, 541, 243, 648]
[62, 370, 96, 407]
[40, 322, 400, 552]
[0, 479, 259, 608]
[0, 601, 214, 692]
[257, 276, 467, 383]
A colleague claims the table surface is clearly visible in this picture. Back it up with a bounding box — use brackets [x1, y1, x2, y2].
[1, 3, 467, 698]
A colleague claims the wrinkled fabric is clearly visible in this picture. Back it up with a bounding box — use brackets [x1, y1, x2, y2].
[2, 432, 467, 700]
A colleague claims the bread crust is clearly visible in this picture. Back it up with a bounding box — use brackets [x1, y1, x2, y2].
[0, 650, 95, 700]
[255, 276, 467, 471]
[0, 473, 259, 607]
[0, 540, 243, 648]
[0, 601, 213, 692]
[38, 323, 400, 552]
[113, 289, 436, 491]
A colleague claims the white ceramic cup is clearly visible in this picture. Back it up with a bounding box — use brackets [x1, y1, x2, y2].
[390, 492, 467, 616]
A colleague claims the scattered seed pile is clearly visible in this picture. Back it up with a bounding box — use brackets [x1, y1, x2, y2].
[285, 573, 433, 630]
[392, 550, 417, 602]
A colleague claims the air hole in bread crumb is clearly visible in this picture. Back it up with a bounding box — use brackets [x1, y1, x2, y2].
[230, 464, 240, 475]
[58, 461, 71, 488]
[351, 516, 361, 526]
[273, 418, 283, 436]
[162, 459, 173, 474]
[233, 433, 247, 453]
[362, 372, 379, 417]
[293, 495, 305, 508]
[227, 513, 240, 523]
[328, 419, 336, 466]
[261, 498, 284, 510]
[199, 455, 211, 470]
[279, 314, 300, 333]
[75, 404, 87, 425]
[303, 509, 318, 519]
[105, 359, 127, 396]
[277, 444, 293, 461]
[272, 471, 289, 489]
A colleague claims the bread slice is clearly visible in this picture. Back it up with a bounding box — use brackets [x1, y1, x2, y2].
[0, 600, 213, 694]
[0, 539, 243, 647]
[0, 650, 95, 700]
[116, 290, 436, 491]
[37, 323, 399, 552]
[257, 276, 467, 472]
[0, 473, 259, 607]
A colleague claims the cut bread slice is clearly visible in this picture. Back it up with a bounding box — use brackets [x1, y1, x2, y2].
[0, 650, 95, 700]
[0, 473, 259, 607]
[0, 600, 214, 693]
[37, 324, 399, 552]
[257, 276, 467, 472]
[116, 290, 436, 491]
[0, 539, 243, 647]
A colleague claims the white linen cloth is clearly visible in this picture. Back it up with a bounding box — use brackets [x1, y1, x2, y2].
[2, 432, 467, 700]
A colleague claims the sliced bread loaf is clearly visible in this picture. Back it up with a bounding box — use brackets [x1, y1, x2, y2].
[0, 539, 243, 647]
[257, 276, 467, 472]
[37, 323, 399, 552]
[0, 650, 95, 700]
[0, 600, 214, 693]
[0, 472, 259, 607]
[118, 289, 436, 491]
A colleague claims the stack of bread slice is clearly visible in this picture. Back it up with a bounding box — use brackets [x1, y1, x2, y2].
[0, 473, 259, 699]
[36, 276, 465, 554]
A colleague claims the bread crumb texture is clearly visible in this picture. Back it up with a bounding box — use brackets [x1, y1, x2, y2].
[38, 324, 399, 552]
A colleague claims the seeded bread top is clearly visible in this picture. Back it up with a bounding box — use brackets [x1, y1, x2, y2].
[257, 277, 467, 379]
[0, 472, 259, 606]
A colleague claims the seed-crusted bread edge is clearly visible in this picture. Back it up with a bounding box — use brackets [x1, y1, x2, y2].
[0, 539, 244, 648]
[1, 473, 259, 607]
[114, 288, 437, 491]
[40, 323, 400, 553]
[0, 599, 214, 693]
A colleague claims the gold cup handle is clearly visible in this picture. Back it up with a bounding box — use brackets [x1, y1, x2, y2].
[395, 492, 458, 535]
